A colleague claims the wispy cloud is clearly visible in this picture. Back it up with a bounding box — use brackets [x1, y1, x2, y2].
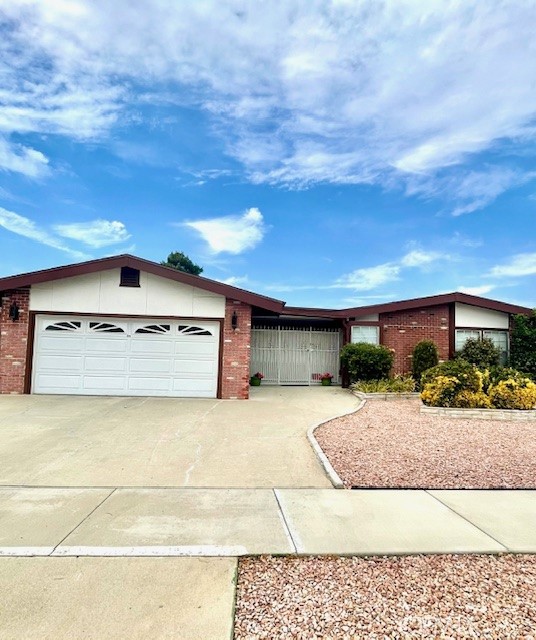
[458, 284, 496, 296]
[405, 167, 536, 216]
[54, 220, 131, 248]
[450, 232, 483, 249]
[220, 275, 250, 287]
[0, 138, 50, 178]
[489, 253, 536, 278]
[1, 1, 536, 210]
[400, 249, 444, 268]
[265, 246, 448, 293]
[0, 208, 89, 259]
[334, 264, 401, 291]
[334, 247, 449, 291]
[183, 207, 267, 254]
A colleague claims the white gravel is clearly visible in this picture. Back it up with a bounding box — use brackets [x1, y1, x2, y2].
[315, 399, 536, 489]
[234, 555, 536, 639]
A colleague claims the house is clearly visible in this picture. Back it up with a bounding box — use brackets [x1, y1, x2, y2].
[0, 255, 531, 399]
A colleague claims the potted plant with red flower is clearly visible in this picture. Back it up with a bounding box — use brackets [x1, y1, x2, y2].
[320, 372, 333, 386]
[250, 372, 264, 386]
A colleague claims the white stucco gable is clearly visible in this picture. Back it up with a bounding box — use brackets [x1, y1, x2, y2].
[29, 268, 226, 318]
[454, 302, 509, 329]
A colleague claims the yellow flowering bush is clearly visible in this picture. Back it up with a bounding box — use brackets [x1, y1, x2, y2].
[421, 376, 491, 408]
[421, 363, 536, 410]
[421, 376, 463, 407]
[454, 390, 492, 409]
[488, 378, 536, 410]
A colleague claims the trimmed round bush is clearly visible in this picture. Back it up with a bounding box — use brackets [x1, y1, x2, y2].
[421, 359, 482, 393]
[340, 343, 394, 382]
[457, 337, 500, 369]
[411, 340, 439, 388]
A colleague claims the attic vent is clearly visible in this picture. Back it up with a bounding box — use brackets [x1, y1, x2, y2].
[120, 266, 140, 287]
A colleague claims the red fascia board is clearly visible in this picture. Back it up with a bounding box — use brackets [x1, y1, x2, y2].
[0, 257, 531, 317]
[335, 292, 531, 317]
[283, 306, 340, 318]
[0, 254, 286, 313]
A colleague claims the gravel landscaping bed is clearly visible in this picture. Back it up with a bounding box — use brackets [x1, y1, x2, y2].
[315, 399, 536, 489]
[234, 555, 536, 639]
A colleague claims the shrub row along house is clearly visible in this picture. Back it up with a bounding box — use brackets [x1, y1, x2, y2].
[0, 254, 531, 399]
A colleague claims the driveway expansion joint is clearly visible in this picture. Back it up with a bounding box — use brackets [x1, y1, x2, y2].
[424, 490, 510, 552]
[273, 489, 298, 554]
[50, 488, 117, 556]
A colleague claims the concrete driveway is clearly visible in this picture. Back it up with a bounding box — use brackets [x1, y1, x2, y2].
[0, 386, 358, 488]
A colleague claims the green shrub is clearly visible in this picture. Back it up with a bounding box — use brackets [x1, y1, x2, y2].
[510, 311, 536, 377]
[489, 366, 532, 384]
[340, 343, 394, 382]
[421, 359, 482, 393]
[457, 337, 500, 369]
[352, 375, 416, 394]
[488, 378, 536, 410]
[411, 340, 439, 387]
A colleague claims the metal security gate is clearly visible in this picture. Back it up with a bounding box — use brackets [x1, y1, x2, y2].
[251, 326, 342, 385]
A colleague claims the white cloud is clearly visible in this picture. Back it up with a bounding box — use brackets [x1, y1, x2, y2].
[0, 207, 89, 259]
[220, 275, 250, 287]
[334, 264, 401, 291]
[458, 285, 495, 296]
[183, 207, 266, 254]
[405, 167, 536, 216]
[333, 245, 447, 291]
[54, 219, 131, 248]
[0, 138, 50, 178]
[1, 0, 536, 207]
[400, 249, 443, 267]
[450, 232, 483, 249]
[489, 253, 536, 278]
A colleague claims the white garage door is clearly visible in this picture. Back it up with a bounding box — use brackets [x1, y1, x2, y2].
[32, 315, 220, 397]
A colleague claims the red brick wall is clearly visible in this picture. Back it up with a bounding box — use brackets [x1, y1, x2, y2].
[0, 289, 30, 394]
[220, 300, 252, 399]
[380, 304, 450, 375]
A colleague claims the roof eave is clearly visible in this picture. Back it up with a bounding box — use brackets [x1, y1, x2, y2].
[0, 254, 286, 313]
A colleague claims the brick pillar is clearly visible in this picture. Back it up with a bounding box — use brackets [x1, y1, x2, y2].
[220, 300, 251, 399]
[0, 289, 30, 394]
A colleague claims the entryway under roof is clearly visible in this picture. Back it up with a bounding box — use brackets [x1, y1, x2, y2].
[250, 318, 343, 385]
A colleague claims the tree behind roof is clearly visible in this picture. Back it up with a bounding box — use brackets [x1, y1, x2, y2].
[161, 251, 203, 276]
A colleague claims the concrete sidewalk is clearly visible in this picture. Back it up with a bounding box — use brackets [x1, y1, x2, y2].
[1, 487, 534, 557]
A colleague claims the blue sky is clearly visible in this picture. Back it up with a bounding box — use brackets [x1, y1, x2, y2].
[0, 1, 535, 309]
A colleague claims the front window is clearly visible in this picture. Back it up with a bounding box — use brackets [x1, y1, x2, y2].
[351, 325, 379, 345]
[455, 329, 509, 365]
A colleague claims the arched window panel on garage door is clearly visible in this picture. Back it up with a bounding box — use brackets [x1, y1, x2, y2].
[135, 324, 171, 334]
[45, 321, 82, 331]
[89, 322, 125, 333]
[177, 325, 212, 336]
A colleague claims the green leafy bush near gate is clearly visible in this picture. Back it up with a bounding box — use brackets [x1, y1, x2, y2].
[340, 342, 394, 382]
